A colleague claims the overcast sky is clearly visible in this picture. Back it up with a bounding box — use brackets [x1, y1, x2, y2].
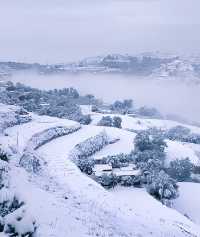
[0, 0, 200, 63]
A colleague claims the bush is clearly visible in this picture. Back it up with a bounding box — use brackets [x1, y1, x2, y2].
[0, 82, 94, 124]
[20, 151, 44, 173]
[193, 165, 200, 174]
[134, 131, 167, 154]
[165, 126, 200, 144]
[78, 114, 91, 125]
[133, 130, 179, 202]
[97, 116, 113, 127]
[120, 176, 141, 187]
[146, 170, 179, 202]
[91, 105, 99, 112]
[71, 131, 111, 175]
[0, 153, 9, 162]
[102, 153, 133, 168]
[0, 161, 10, 190]
[134, 150, 165, 164]
[112, 116, 122, 128]
[4, 206, 37, 237]
[97, 116, 122, 128]
[72, 131, 109, 160]
[77, 158, 94, 175]
[0, 160, 37, 236]
[137, 106, 162, 118]
[0, 189, 24, 217]
[167, 126, 191, 141]
[98, 173, 117, 188]
[110, 99, 133, 114]
[167, 158, 193, 181]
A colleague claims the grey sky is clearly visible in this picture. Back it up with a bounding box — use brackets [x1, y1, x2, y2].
[0, 0, 200, 63]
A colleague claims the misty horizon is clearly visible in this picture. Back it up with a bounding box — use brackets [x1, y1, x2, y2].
[1, 0, 200, 63]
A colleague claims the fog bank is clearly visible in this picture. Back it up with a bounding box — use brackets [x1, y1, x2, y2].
[9, 73, 200, 123]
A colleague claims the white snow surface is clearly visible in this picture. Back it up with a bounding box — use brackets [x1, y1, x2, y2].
[0, 103, 31, 133]
[91, 113, 200, 133]
[0, 109, 200, 236]
[36, 125, 200, 236]
[3, 114, 79, 153]
[166, 140, 200, 166]
[174, 182, 200, 225]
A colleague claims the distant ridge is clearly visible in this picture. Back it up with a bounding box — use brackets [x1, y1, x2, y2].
[1, 53, 200, 80]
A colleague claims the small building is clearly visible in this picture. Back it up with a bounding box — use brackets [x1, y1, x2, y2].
[93, 164, 112, 177]
[93, 163, 141, 179]
[39, 103, 50, 107]
[119, 164, 137, 171]
[113, 168, 141, 178]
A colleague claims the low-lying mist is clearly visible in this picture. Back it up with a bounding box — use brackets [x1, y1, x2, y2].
[9, 73, 200, 123]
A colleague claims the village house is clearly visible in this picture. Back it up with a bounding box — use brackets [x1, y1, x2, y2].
[93, 162, 141, 179]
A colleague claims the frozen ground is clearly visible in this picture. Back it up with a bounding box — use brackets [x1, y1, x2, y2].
[1, 107, 200, 236]
[3, 114, 79, 153]
[174, 182, 200, 225]
[166, 140, 200, 166]
[91, 113, 200, 133]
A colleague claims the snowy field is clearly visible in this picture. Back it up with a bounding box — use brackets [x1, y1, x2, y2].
[174, 182, 200, 225]
[3, 114, 79, 153]
[1, 106, 200, 236]
[91, 113, 200, 134]
[166, 140, 200, 166]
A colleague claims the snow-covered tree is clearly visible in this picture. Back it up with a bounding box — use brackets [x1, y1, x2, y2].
[167, 125, 190, 141]
[167, 158, 193, 181]
[110, 99, 133, 114]
[97, 116, 113, 127]
[112, 116, 122, 128]
[76, 158, 94, 175]
[97, 173, 117, 189]
[146, 170, 179, 203]
[137, 106, 162, 118]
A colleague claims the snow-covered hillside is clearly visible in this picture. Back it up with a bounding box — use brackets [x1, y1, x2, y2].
[0, 104, 200, 236]
[91, 112, 200, 133]
[1, 53, 200, 81]
[174, 182, 200, 225]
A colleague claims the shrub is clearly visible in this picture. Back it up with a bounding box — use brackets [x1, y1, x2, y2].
[120, 176, 141, 187]
[4, 206, 37, 237]
[98, 173, 117, 188]
[77, 158, 94, 175]
[78, 114, 91, 125]
[193, 165, 200, 174]
[102, 153, 133, 168]
[72, 131, 109, 160]
[133, 130, 179, 202]
[0, 160, 37, 236]
[91, 105, 99, 112]
[0, 153, 9, 162]
[134, 131, 167, 154]
[20, 151, 44, 173]
[0, 82, 94, 124]
[110, 99, 133, 114]
[137, 106, 162, 118]
[112, 116, 122, 128]
[0, 161, 10, 190]
[146, 170, 178, 202]
[97, 116, 113, 127]
[166, 126, 190, 141]
[0, 189, 24, 217]
[167, 158, 193, 181]
[97, 116, 122, 128]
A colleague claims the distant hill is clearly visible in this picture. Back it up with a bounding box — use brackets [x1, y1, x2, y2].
[1, 53, 200, 80]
